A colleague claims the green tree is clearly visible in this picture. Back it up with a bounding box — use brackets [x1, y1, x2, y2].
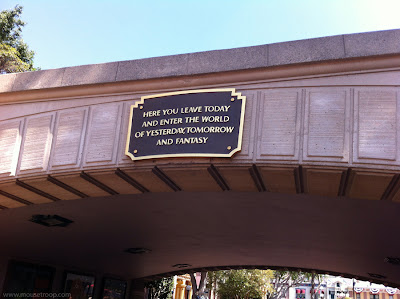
[209, 269, 274, 299]
[145, 277, 174, 299]
[0, 5, 36, 73]
[207, 271, 221, 299]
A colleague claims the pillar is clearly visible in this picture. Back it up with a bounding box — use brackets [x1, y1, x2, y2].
[130, 279, 146, 299]
[175, 279, 185, 299]
[0, 257, 9, 294]
[185, 281, 193, 299]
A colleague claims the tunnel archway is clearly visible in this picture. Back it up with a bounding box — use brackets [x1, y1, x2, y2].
[1, 29, 400, 296]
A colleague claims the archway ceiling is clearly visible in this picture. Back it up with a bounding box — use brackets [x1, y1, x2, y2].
[0, 190, 399, 287]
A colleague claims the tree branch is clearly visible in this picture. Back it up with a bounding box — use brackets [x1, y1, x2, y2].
[199, 271, 207, 292]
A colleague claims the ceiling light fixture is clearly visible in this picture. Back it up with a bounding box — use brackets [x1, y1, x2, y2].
[384, 257, 400, 265]
[30, 214, 73, 227]
[125, 248, 151, 254]
[172, 264, 192, 269]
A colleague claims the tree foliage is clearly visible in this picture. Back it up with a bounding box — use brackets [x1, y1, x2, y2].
[207, 269, 325, 299]
[146, 277, 174, 299]
[0, 5, 36, 73]
[208, 269, 274, 299]
[0, 43, 29, 73]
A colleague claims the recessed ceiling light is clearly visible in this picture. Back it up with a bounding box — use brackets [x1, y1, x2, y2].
[125, 248, 151, 254]
[30, 215, 73, 227]
[368, 273, 386, 279]
[172, 264, 192, 269]
[384, 257, 400, 265]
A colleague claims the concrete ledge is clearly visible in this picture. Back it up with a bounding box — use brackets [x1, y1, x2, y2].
[0, 73, 16, 93]
[268, 35, 345, 66]
[116, 54, 189, 81]
[187, 45, 268, 74]
[61, 62, 119, 87]
[11, 68, 65, 92]
[344, 29, 400, 57]
[1, 29, 400, 93]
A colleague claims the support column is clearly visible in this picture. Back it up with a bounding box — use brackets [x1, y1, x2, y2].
[130, 279, 146, 299]
[0, 257, 9, 294]
[175, 279, 185, 299]
[50, 267, 64, 295]
[93, 273, 104, 299]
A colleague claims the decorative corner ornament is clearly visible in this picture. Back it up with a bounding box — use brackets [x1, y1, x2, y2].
[125, 88, 246, 161]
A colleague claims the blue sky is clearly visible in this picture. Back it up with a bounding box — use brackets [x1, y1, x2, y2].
[1, 0, 400, 70]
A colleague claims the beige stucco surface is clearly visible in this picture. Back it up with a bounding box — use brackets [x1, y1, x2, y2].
[1, 68, 400, 203]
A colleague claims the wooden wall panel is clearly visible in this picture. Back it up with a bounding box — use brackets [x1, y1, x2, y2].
[123, 169, 173, 193]
[390, 189, 400, 202]
[19, 114, 54, 173]
[87, 171, 141, 194]
[347, 171, 394, 200]
[354, 89, 398, 164]
[303, 168, 343, 197]
[0, 119, 23, 177]
[258, 167, 296, 194]
[84, 103, 122, 165]
[218, 166, 258, 192]
[257, 90, 301, 161]
[21, 178, 80, 200]
[52, 174, 110, 197]
[0, 182, 52, 204]
[0, 194, 26, 208]
[50, 108, 87, 170]
[161, 167, 221, 192]
[303, 90, 349, 162]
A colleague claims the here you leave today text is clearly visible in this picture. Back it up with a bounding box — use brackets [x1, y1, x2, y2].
[134, 105, 235, 145]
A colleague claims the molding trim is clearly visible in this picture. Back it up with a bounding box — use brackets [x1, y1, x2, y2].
[1, 55, 400, 105]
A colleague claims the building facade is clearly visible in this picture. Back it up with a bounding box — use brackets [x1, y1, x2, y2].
[1, 29, 400, 298]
